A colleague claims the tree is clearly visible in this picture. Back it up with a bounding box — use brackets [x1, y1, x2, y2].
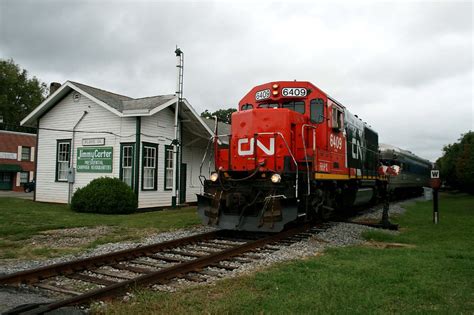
[0, 59, 47, 132]
[436, 131, 474, 193]
[454, 132, 474, 193]
[201, 108, 237, 124]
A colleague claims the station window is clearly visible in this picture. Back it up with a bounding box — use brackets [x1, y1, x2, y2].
[21, 146, 31, 161]
[241, 104, 253, 111]
[310, 99, 325, 123]
[56, 140, 71, 182]
[20, 172, 29, 184]
[142, 143, 157, 191]
[164, 145, 174, 190]
[120, 143, 135, 188]
[282, 101, 305, 114]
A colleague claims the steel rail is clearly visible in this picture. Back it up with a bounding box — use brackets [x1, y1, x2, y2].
[0, 230, 220, 286]
[8, 224, 312, 315]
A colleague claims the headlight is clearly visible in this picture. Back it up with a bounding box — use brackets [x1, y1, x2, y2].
[270, 173, 281, 183]
[210, 172, 218, 182]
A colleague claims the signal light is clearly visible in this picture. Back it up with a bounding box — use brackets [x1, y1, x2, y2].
[272, 90, 279, 96]
[272, 84, 279, 89]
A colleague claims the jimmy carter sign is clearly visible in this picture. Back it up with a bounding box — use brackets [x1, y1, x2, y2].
[77, 147, 113, 173]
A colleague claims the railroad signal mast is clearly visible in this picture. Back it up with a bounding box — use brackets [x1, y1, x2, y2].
[172, 46, 184, 207]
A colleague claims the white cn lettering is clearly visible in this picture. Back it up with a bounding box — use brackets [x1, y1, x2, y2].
[351, 138, 363, 160]
[237, 138, 275, 156]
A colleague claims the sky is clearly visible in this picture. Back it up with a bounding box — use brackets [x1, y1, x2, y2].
[0, 0, 472, 161]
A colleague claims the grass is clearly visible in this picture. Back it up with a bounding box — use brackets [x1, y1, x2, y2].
[98, 193, 474, 314]
[0, 197, 200, 259]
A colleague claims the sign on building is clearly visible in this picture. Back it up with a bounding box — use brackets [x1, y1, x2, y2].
[77, 147, 113, 173]
[82, 138, 105, 146]
[0, 152, 17, 160]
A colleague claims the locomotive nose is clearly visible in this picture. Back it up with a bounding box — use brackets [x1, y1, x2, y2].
[231, 109, 294, 172]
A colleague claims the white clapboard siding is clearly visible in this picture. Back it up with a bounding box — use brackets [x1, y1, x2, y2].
[181, 141, 213, 203]
[138, 109, 176, 208]
[36, 91, 136, 203]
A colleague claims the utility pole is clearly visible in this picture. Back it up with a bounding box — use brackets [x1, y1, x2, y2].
[172, 46, 184, 207]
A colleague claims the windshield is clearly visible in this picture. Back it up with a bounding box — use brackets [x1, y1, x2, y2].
[282, 101, 305, 114]
[258, 103, 278, 108]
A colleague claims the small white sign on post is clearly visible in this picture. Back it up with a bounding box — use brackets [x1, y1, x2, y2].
[431, 170, 440, 179]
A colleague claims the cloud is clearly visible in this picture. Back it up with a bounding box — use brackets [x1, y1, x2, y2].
[0, 0, 472, 161]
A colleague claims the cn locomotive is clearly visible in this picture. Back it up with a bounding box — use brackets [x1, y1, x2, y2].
[197, 81, 423, 232]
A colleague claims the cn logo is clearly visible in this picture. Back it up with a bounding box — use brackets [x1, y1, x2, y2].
[351, 138, 363, 160]
[237, 138, 275, 156]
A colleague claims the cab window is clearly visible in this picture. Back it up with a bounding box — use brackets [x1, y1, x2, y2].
[282, 101, 305, 114]
[310, 98, 324, 123]
[331, 106, 343, 130]
[258, 103, 278, 108]
[241, 104, 253, 110]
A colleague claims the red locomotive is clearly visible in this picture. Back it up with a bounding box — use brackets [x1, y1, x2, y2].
[198, 81, 387, 232]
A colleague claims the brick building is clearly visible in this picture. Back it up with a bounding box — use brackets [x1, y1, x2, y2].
[0, 130, 36, 191]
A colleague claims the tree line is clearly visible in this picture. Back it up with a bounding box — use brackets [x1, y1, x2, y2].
[0, 59, 46, 132]
[436, 131, 474, 194]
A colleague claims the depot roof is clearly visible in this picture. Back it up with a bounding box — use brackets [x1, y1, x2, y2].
[20, 81, 221, 142]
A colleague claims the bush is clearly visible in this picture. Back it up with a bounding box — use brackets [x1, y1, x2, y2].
[71, 177, 137, 214]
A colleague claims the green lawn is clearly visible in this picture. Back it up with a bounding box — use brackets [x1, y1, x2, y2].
[0, 198, 200, 259]
[99, 193, 474, 314]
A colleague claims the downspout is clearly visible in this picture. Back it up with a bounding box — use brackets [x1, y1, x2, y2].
[68, 110, 88, 204]
[135, 117, 141, 198]
[33, 119, 39, 202]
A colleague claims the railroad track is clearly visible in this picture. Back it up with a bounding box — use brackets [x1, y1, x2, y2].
[1, 224, 326, 314]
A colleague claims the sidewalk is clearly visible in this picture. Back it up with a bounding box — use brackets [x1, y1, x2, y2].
[0, 190, 33, 200]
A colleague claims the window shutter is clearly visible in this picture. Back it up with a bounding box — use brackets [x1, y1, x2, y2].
[29, 171, 34, 181]
[16, 173, 21, 186]
[17, 146, 22, 161]
[31, 147, 35, 162]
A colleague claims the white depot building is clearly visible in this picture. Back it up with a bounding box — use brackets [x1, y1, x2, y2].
[21, 81, 227, 208]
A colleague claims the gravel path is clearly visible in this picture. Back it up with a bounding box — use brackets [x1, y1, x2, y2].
[0, 198, 420, 313]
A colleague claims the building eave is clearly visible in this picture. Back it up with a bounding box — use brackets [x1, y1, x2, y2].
[21, 81, 125, 127]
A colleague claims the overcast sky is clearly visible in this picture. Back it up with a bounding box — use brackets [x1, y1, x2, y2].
[1, 0, 472, 161]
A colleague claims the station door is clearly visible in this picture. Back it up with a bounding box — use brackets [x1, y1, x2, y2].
[0, 172, 13, 190]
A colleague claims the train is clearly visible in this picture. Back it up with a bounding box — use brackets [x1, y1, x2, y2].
[197, 81, 431, 232]
[379, 143, 432, 197]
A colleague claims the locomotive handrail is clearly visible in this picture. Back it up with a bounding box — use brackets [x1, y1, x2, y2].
[199, 134, 231, 192]
[254, 132, 299, 199]
[301, 124, 318, 196]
